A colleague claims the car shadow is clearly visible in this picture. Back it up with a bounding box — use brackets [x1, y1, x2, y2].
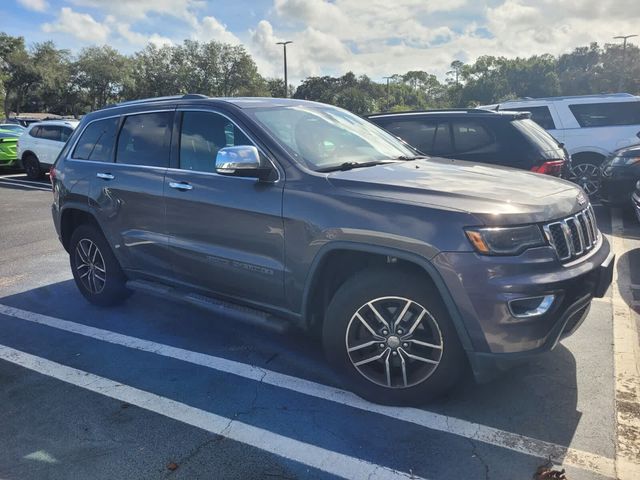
[0, 278, 589, 461]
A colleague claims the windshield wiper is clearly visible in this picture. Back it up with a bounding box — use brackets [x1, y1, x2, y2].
[317, 160, 397, 172]
[394, 155, 429, 161]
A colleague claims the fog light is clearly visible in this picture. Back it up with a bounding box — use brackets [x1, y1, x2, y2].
[508, 295, 555, 318]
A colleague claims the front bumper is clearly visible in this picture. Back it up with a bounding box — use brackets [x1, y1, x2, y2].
[600, 167, 640, 205]
[432, 236, 614, 382]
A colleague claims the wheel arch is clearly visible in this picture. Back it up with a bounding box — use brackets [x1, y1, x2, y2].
[301, 242, 473, 351]
[59, 205, 101, 252]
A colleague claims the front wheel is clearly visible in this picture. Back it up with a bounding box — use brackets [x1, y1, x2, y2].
[322, 268, 466, 405]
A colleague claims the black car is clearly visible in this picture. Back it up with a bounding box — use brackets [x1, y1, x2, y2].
[633, 180, 640, 223]
[367, 109, 571, 178]
[600, 145, 640, 206]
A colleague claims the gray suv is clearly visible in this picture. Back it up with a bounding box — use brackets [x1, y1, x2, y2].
[51, 95, 614, 405]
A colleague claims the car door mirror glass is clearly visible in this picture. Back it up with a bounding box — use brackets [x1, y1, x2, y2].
[215, 146, 270, 179]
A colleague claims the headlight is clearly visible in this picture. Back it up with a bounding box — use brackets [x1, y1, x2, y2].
[465, 225, 545, 255]
[610, 156, 640, 167]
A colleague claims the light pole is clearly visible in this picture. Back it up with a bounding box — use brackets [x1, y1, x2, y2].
[276, 41, 293, 97]
[383, 76, 393, 110]
[613, 34, 638, 92]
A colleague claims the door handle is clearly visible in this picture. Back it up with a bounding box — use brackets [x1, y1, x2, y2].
[169, 181, 193, 191]
[96, 172, 114, 180]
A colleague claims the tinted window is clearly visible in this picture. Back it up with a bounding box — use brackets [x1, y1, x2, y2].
[376, 118, 437, 154]
[511, 119, 560, 152]
[569, 102, 640, 127]
[40, 125, 62, 142]
[432, 123, 453, 155]
[507, 106, 556, 130]
[29, 126, 41, 138]
[61, 127, 73, 142]
[116, 112, 173, 167]
[451, 121, 496, 153]
[179, 111, 253, 173]
[72, 118, 119, 162]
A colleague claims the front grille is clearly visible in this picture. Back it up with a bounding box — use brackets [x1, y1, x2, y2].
[543, 206, 599, 262]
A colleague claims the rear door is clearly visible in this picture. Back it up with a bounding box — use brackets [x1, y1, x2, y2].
[449, 119, 502, 165]
[90, 110, 174, 279]
[164, 109, 285, 306]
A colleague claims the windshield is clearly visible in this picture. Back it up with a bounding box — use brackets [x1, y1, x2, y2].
[249, 105, 417, 171]
[511, 118, 561, 152]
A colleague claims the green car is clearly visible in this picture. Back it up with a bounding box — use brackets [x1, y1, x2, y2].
[0, 130, 20, 167]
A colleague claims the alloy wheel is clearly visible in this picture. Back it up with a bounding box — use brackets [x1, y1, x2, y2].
[569, 163, 601, 196]
[74, 238, 107, 294]
[345, 296, 443, 389]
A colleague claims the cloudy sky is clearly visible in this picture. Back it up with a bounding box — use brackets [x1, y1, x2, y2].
[4, 0, 639, 83]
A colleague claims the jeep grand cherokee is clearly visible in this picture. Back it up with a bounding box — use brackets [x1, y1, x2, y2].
[51, 95, 614, 405]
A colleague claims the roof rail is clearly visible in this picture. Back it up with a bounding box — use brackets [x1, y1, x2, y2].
[368, 108, 495, 117]
[499, 93, 635, 103]
[103, 93, 209, 110]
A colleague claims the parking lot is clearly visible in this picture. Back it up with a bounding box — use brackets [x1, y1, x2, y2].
[0, 172, 639, 480]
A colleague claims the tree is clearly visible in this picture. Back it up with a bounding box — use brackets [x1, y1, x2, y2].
[74, 46, 131, 110]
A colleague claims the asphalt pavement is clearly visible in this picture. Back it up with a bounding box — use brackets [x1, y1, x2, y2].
[0, 172, 638, 480]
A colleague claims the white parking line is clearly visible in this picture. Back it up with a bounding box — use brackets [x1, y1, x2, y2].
[0, 179, 50, 191]
[0, 344, 421, 480]
[0, 174, 49, 185]
[610, 208, 640, 480]
[0, 303, 615, 478]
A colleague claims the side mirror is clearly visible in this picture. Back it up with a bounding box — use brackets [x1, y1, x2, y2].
[215, 146, 271, 180]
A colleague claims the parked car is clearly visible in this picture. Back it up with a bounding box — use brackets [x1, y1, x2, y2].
[18, 119, 79, 179]
[481, 93, 640, 196]
[367, 109, 571, 177]
[0, 123, 26, 135]
[633, 181, 640, 224]
[51, 95, 614, 405]
[600, 145, 640, 206]
[0, 131, 20, 168]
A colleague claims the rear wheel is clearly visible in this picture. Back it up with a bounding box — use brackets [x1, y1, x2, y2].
[22, 154, 44, 180]
[322, 268, 466, 405]
[69, 224, 131, 306]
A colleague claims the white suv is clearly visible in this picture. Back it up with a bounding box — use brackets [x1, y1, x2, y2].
[481, 93, 640, 196]
[18, 120, 79, 180]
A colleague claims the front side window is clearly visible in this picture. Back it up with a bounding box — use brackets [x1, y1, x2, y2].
[179, 111, 253, 173]
[508, 106, 556, 130]
[72, 118, 119, 162]
[569, 101, 640, 127]
[116, 112, 173, 168]
[249, 105, 416, 171]
[377, 118, 437, 154]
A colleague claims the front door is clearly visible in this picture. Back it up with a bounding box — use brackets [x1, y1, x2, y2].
[164, 110, 285, 307]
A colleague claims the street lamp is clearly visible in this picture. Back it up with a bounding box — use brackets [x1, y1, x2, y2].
[383, 76, 393, 111]
[613, 34, 638, 92]
[276, 41, 293, 98]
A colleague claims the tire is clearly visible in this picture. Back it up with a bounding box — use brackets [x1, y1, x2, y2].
[569, 153, 604, 197]
[69, 224, 131, 306]
[322, 267, 466, 405]
[23, 153, 44, 180]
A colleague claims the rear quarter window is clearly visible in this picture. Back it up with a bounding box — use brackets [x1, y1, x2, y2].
[569, 101, 640, 127]
[29, 126, 41, 138]
[72, 118, 119, 162]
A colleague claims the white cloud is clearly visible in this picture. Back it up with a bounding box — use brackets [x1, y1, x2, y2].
[42, 7, 110, 44]
[17, 0, 49, 12]
[104, 18, 173, 47]
[193, 16, 242, 45]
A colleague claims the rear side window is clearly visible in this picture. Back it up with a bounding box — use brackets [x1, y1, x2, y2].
[451, 121, 496, 154]
[506, 106, 556, 130]
[61, 127, 73, 142]
[116, 112, 173, 167]
[72, 118, 119, 162]
[179, 111, 253, 173]
[569, 102, 640, 127]
[374, 118, 436, 154]
[39, 125, 62, 141]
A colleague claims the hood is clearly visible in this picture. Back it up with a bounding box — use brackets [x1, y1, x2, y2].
[327, 157, 587, 225]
